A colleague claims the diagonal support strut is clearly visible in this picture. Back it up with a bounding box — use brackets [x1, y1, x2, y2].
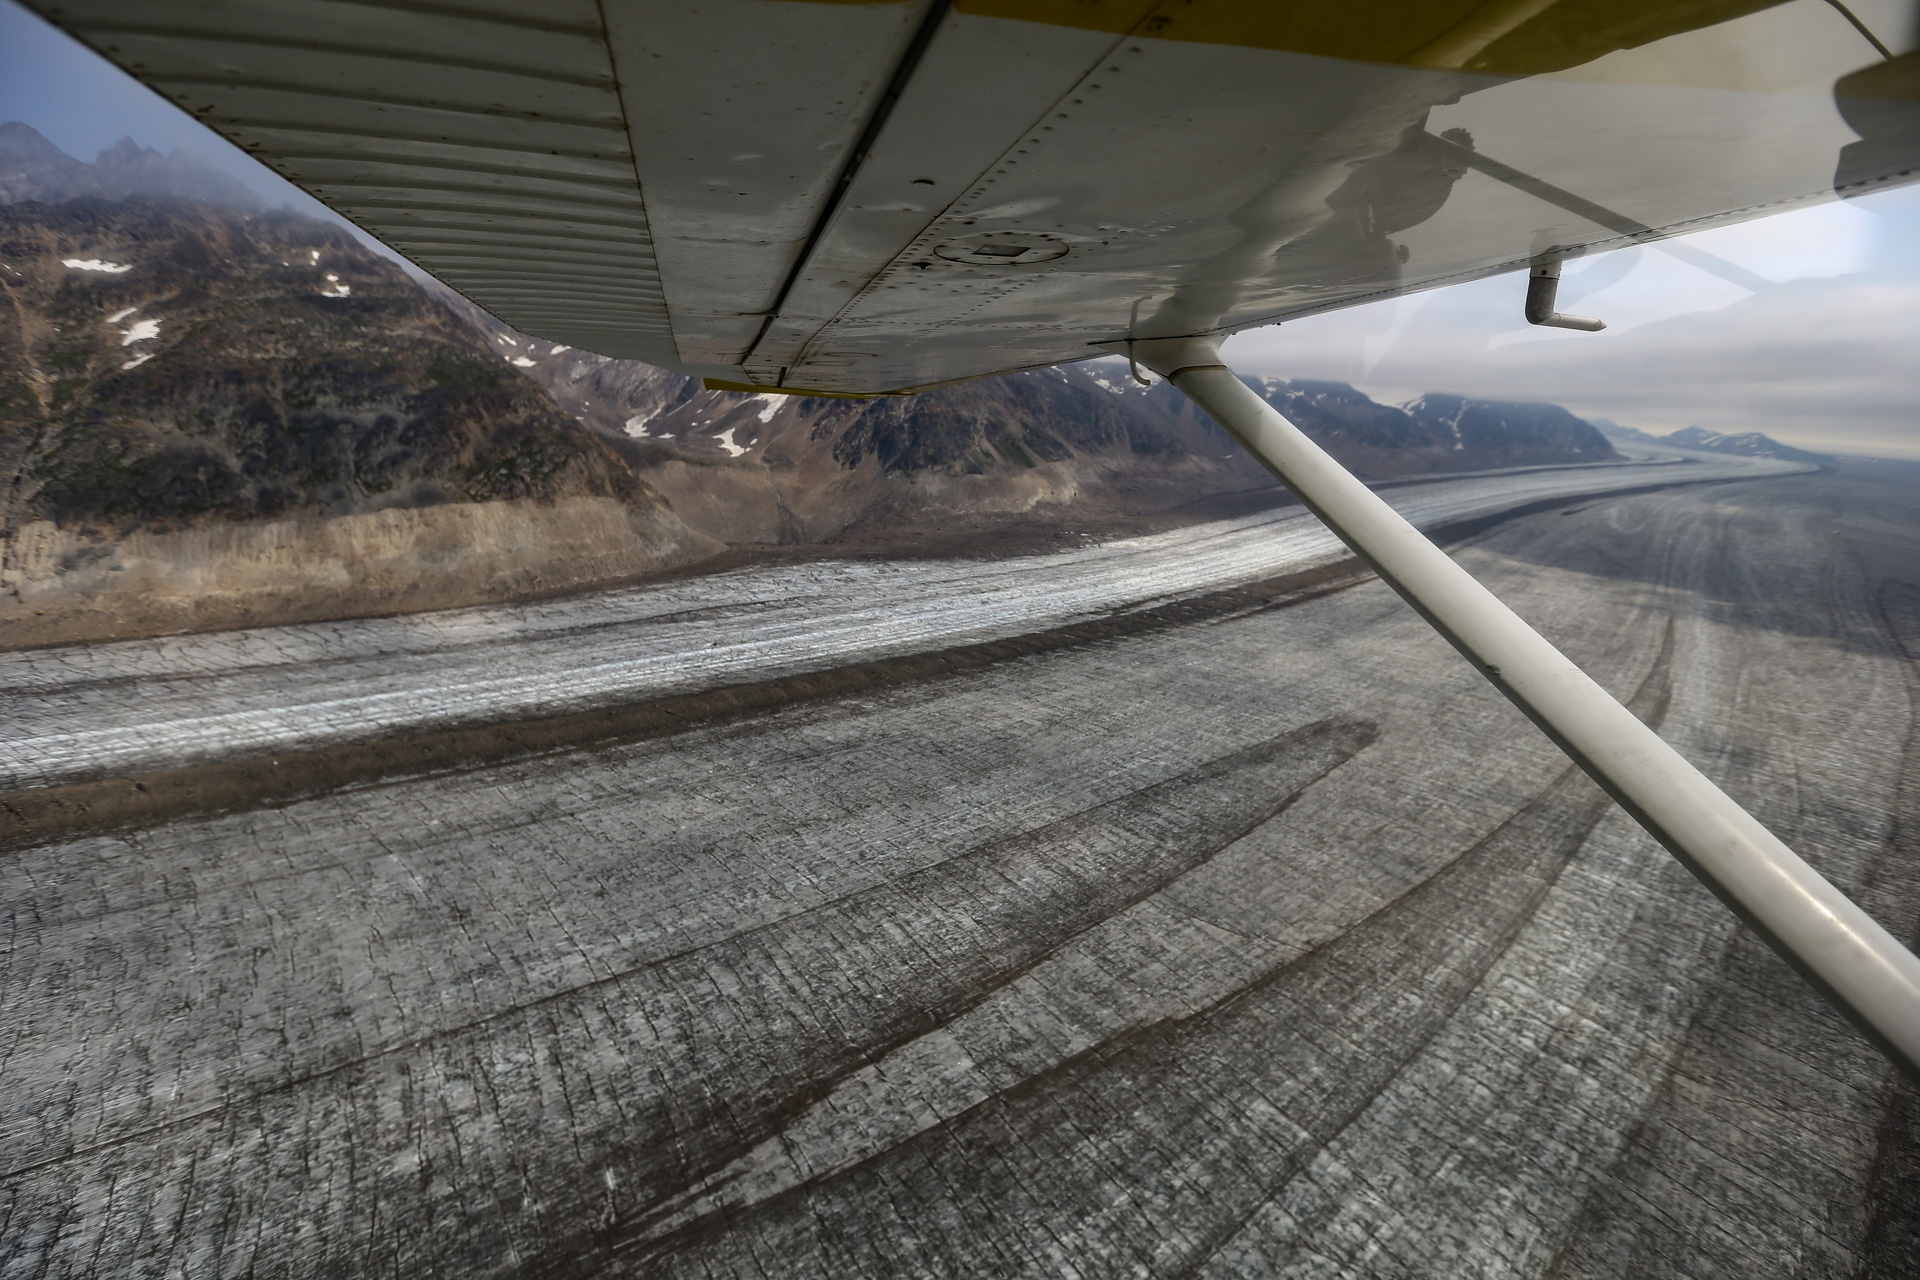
[1134, 337, 1920, 1082]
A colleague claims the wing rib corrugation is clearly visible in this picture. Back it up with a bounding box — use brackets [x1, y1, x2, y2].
[481, 308, 669, 322]
[56, 0, 605, 42]
[236, 128, 633, 169]
[28, 0, 677, 367]
[388, 237, 655, 259]
[150, 78, 625, 130]
[66, 26, 617, 85]
[368, 212, 652, 237]
[457, 268, 663, 286]
[396, 237, 654, 257]
[335, 206, 648, 232]
[504, 321, 672, 334]
[282, 161, 641, 193]
[407, 252, 661, 274]
[304, 183, 648, 214]
[203, 103, 625, 151]
[458, 288, 667, 306]
[464, 293, 668, 310]
[464, 285, 665, 302]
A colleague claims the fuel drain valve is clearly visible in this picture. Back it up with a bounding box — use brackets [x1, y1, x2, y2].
[1524, 259, 1606, 332]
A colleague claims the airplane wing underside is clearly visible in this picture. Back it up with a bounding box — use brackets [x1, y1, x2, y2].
[24, 0, 1920, 393]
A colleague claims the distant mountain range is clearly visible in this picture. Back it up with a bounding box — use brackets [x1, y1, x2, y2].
[0, 120, 263, 208]
[1591, 418, 1833, 465]
[432, 281, 1617, 546]
[0, 120, 1623, 639]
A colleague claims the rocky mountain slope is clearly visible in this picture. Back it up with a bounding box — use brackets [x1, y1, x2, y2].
[1244, 379, 1616, 474]
[429, 283, 1267, 546]
[439, 285, 1616, 548]
[1, 203, 663, 529]
[0, 129, 716, 643]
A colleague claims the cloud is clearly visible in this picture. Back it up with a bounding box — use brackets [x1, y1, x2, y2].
[1226, 186, 1920, 459]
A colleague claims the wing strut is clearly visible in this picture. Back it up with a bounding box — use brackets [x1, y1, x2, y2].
[1134, 337, 1920, 1082]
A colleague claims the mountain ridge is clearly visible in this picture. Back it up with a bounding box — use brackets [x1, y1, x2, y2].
[1592, 417, 1833, 465]
[434, 279, 1618, 547]
[0, 121, 263, 209]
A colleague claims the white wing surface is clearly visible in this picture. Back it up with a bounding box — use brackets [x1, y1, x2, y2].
[27, 0, 1920, 392]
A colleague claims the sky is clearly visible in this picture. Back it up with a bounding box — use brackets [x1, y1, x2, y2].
[0, 1, 397, 256]
[1224, 187, 1920, 459]
[4, 0, 1917, 460]
[0, 2, 329, 216]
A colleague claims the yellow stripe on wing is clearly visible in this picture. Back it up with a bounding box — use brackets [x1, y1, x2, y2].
[952, 0, 1793, 76]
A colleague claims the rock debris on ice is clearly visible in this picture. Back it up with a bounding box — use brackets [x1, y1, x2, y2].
[0, 452, 1813, 794]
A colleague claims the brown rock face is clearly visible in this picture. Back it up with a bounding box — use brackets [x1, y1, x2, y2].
[0, 497, 717, 649]
[0, 199, 669, 529]
[0, 194, 718, 639]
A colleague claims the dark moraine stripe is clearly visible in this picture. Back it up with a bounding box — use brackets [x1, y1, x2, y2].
[592, 628, 1675, 1277]
[0, 718, 1375, 1280]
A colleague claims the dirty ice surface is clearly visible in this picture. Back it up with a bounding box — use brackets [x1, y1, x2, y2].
[0, 451, 1808, 790]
